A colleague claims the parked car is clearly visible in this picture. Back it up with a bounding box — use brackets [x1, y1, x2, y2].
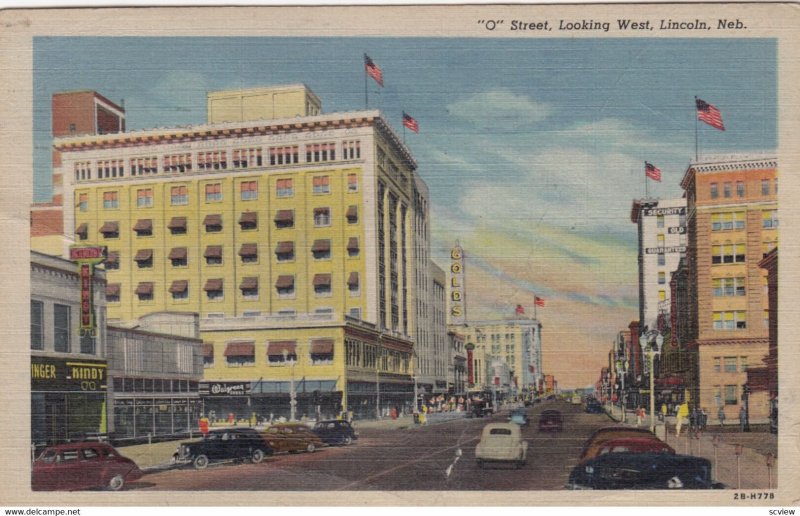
[596, 437, 675, 457]
[579, 426, 659, 461]
[312, 419, 358, 446]
[508, 408, 530, 427]
[538, 409, 564, 432]
[475, 422, 528, 468]
[173, 428, 273, 470]
[585, 401, 604, 414]
[567, 452, 725, 489]
[32, 442, 143, 491]
[264, 423, 325, 453]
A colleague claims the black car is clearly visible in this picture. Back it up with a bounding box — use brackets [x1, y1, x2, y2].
[585, 401, 604, 414]
[567, 452, 725, 490]
[173, 428, 273, 469]
[312, 420, 358, 446]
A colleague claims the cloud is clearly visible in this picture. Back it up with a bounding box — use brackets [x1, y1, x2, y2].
[445, 89, 551, 129]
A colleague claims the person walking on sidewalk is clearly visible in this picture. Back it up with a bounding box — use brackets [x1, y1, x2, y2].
[676, 401, 689, 437]
[660, 403, 667, 422]
[718, 406, 726, 426]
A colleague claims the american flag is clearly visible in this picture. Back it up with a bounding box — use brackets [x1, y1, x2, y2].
[645, 161, 662, 182]
[515, 304, 525, 315]
[402, 112, 419, 133]
[364, 54, 383, 87]
[696, 98, 725, 131]
[535, 296, 545, 307]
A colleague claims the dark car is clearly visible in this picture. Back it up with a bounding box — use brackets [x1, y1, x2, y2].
[580, 426, 658, 461]
[567, 452, 725, 490]
[585, 401, 604, 414]
[32, 442, 143, 491]
[538, 409, 563, 432]
[312, 419, 358, 446]
[173, 428, 273, 469]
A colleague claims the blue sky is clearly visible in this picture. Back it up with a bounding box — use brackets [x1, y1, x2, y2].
[33, 37, 776, 386]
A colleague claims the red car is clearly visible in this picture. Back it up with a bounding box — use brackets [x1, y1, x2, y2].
[596, 437, 675, 456]
[538, 409, 564, 432]
[32, 442, 144, 491]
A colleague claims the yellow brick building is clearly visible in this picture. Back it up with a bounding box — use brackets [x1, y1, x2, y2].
[56, 85, 424, 420]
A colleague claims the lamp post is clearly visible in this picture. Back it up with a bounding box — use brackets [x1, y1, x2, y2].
[640, 331, 663, 434]
[282, 349, 297, 422]
[616, 359, 628, 422]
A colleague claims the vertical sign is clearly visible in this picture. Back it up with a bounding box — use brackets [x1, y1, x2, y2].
[449, 242, 466, 325]
[466, 343, 474, 386]
[69, 245, 107, 336]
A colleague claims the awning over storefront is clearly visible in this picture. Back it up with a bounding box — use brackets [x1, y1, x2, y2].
[224, 342, 255, 357]
[268, 341, 296, 356]
[655, 375, 684, 387]
[746, 367, 770, 391]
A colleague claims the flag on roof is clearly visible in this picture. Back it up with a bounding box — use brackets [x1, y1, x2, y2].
[364, 54, 383, 87]
[535, 296, 545, 307]
[402, 112, 419, 133]
[696, 98, 725, 131]
[645, 161, 662, 182]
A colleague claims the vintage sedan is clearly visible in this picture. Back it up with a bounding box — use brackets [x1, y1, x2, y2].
[475, 422, 528, 468]
[173, 428, 273, 469]
[595, 437, 675, 457]
[567, 452, 725, 490]
[264, 423, 325, 453]
[538, 409, 564, 432]
[32, 442, 143, 491]
[312, 419, 358, 446]
[579, 426, 659, 461]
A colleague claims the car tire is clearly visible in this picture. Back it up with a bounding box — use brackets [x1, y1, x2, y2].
[306, 443, 316, 453]
[193, 454, 209, 470]
[251, 449, 265, 464]
[107, 474, 125, 491]
[343, 436, 353, 446]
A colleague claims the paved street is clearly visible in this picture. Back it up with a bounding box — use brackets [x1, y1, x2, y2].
[128, 402, 620, 491]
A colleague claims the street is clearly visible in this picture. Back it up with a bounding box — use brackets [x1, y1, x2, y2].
[133, 402, 611, 491]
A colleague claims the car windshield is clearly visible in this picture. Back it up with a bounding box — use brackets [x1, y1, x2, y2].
[37, 449, 58, 463]
[489, 428, 512, 435]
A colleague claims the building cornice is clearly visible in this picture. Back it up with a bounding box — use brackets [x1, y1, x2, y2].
[680, 155, 777, 190]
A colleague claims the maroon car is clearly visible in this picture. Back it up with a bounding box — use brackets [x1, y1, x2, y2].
[538, 409, 564, 432]
[32, 442, 144, 491]
[596, 437, 675, 457]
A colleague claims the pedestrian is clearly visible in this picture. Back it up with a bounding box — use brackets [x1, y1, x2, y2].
[700, 408, 708, 430]
[660, 402, 667, 422]
[636, 406, 643, 427]
[718, 406, 725, 426]
[689, 407, 697, 433]
[675, 401, 689, 437]
[739, 406, 747, 432]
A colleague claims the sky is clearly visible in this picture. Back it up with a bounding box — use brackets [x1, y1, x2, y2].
[32, 37, 776, 388]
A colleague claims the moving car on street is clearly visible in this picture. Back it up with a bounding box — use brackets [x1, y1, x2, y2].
[312, 419, 358, 446]
[475, 422, 528, 469]
[537, 409, 564, 432]
[264, 423, 325, 453]
[567, 452, 725, 489]
[579, 426, 660, 461]
[32, 442, 143, 491]
[585, 400, 604, 414]
[596, 437, 675, 456]
[173, 428, 273, 470]
[508, 408, 530, 427]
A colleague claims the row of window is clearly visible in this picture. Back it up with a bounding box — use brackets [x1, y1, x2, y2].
[78, 208, 359, 242]
[82, 174, 360, 211]
[712, 310, 747, 330]
[109, 273, 361, 303]
[206, 340, 337, 368]
[712, 356, 749, 374]
[709, 178, 776, 199]
[30, 301, 95, 354]
[74, 141, 363, 181]
[113, 377, 199, 393]
[710, 210, 778, 231]
[714, 384, 743, 405]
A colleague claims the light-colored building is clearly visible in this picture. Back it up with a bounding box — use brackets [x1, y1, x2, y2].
[53, 84, 427, 419]
[630, 197, 687, 334]
[31, 251, 108, 446]
[680, 154, 776, 421]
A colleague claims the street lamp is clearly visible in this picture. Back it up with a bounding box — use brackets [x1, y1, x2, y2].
[640, 331, 663, 434]
[615, 359, 628, 422]
[282, 349, 297, 422]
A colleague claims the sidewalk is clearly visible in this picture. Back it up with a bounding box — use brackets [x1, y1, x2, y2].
[604, 405, 777, 489]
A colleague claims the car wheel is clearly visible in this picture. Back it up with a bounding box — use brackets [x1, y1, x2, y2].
[107, 474, 125, 491]
[193, 454, 209, 470]
[306, 443, 316, 453]
[343, 436, 353, 446]
[251, 449, 265, 464]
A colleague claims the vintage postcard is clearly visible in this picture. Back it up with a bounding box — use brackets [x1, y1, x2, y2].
[0, 2, 798, 509]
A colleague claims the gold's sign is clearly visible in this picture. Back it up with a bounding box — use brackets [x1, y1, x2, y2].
[450, 243, 466, 323]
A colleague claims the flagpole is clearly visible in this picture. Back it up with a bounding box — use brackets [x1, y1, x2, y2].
[402, 116, 406, 144]
[644, 162, 649, 198]
[364, 55, 369, 109]
[694, 96, 699, 162]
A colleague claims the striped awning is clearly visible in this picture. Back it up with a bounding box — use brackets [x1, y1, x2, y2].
[224, 342, 255, 357]
[311, 339, 334, 355]
[268, 341, 297, 356]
